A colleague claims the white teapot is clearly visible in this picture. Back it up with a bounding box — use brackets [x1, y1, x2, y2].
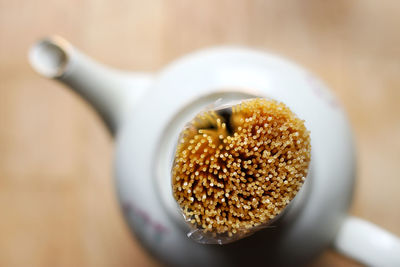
[29, 36, 400, 266]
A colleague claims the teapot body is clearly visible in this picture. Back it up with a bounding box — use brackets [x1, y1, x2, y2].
[114, 47, 355, 266]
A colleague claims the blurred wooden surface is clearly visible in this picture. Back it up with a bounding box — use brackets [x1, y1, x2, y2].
[1, 0, 399, 266]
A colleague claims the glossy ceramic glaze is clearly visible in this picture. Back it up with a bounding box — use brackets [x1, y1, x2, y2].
[29, 37, 400, 267]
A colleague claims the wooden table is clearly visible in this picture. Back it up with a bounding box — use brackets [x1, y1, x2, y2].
[1, 0, 399, 266]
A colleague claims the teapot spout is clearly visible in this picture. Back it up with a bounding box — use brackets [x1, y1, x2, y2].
[29, 36, 151, 135]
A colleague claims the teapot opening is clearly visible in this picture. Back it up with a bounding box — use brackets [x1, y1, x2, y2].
[29, 37, 70, 78]
[152, 89, 311, 243]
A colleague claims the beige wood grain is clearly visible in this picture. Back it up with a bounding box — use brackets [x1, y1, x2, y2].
[1, 0, 399, 266]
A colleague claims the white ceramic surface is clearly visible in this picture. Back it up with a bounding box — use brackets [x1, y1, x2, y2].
[29, 36, 400, 266]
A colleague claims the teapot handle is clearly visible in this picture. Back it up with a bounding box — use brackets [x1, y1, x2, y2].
[333, 216, 400, 266]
